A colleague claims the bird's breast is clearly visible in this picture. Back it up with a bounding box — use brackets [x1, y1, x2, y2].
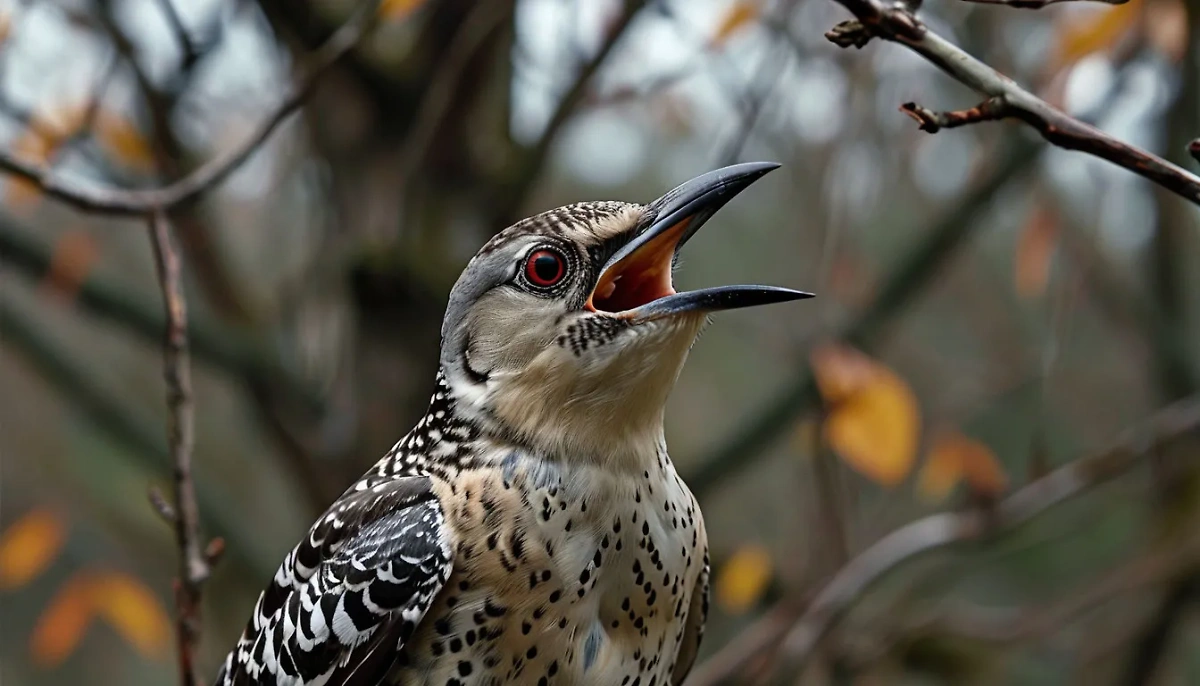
[394, 450, 707, 685]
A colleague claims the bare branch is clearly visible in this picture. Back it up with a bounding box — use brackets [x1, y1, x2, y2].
[147, 210, 207, 686]
[763, 396, 1200, 679]
[491, 0, 647, 226]
[899, 97, 1008, 133]
[155, 0, 202, 68]
[959, 0, 1128, 7]
[686, 604, 801, 686]
[826, 0, 1200, 206]
[0, 0, 382, 217]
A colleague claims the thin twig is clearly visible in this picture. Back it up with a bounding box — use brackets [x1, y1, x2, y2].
[824, 0, 1200, 206]
[763, 395, 1200, 679]
[899, 97, 1007, 133]
[491, 0, 647, 226]
[959, 0, 1127, 7]
[147, 211, 207, 686]
[155, 0, 202, 68]
[686, 603, 802, 686]
[0, 0, 382, 217]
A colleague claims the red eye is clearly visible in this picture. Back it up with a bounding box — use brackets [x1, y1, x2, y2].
[525, 249, 566, 287]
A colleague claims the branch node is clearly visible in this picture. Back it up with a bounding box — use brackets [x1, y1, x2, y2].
[900, 96, 1009, 133]
[149, 486, 178, 523]
[204, 537, 226, 566]
[826, 20, 873, 48]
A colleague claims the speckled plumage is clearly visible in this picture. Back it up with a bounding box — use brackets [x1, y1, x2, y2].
[216, 164, 803, 686]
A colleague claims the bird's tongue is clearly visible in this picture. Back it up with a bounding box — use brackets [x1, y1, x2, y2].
[589, 218, 688, 313]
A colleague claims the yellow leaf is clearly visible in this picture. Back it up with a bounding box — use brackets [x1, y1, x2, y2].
[1143, 0, 1188, 62]
[918, 431, 1008, 501]
[710, 1, 759, 48]
[91, 571, 171, 659]
[4, 102, 88, 211]
[0, 9, 12, 45]
[95, 111, 155, 171]
[30, 574, 95, 666]
[715, 544, 772, 615]
[378, 0, 428, 22]
[1055, 1, 1140, 68]
[1014, 202, 1058, 298]
[0, 509, 66, 590]
[42, 231, 99, 300]
[812, 344, 921, 487]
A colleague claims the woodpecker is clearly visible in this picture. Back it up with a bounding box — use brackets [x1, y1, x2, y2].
[216, 162, 811, 686]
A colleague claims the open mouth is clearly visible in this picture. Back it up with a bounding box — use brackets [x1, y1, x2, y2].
[586, 162, 813, 321]
[588, 218, 688, 313]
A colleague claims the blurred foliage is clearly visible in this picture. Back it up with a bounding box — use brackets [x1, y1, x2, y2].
[0, 0, 1197, 684]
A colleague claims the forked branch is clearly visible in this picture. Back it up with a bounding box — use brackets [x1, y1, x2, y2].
[826, 0, 1200, 205]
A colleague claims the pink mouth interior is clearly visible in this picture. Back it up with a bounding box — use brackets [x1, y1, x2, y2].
[588, 219, 687, 313]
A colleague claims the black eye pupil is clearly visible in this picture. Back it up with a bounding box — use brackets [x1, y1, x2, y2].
[528, 250, 563, 285]
[534, 255, 559, 280]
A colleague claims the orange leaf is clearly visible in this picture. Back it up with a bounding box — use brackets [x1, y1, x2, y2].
[42, 231, 99, 300]
[812, 344, 921, 486]
[0, 9, 11, 45]
[710, 1, 759, 48]
[1143, 0, 1188, 62]
[0, 509, 66, 590]
[4, 102, 88, 211]
[378, 0, 428, 22]
[1055, 1, 1140, 68]
[91, 572, 171, 659]
[95, 111, 155, 171]
[1014, 203, 1059, 298]
[918, 431, 1008, 501]
[715, 544, 772, 615]
[30, 574, 95, 666]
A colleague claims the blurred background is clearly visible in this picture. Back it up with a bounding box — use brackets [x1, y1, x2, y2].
[1, 0, 1198, 683]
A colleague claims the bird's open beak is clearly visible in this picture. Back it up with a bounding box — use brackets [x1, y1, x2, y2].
[587, 162, 813, 322]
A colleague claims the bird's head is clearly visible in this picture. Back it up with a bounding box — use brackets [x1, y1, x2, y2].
[439, 162, 812, 463]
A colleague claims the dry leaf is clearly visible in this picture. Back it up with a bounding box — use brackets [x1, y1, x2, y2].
[918, 431, 1008, 501]
[1014, 203, 1059, 298]
[5, 102, 88, 211]
[1054, 1, 1140, 68]
[0, 509, 66, 590]
[30, 574, 94, 666]
[812, 344, 921, 487]
[1144, 0, 1188, 62]
[710, 1, 759, 48]
[378, 0, 428, 22]
[0, 9, 12, 45]
[95, 111, 155, 171]
[91, 572, 171, 659]
[715, 544, 772, 615]
[43, 231, 99, 300]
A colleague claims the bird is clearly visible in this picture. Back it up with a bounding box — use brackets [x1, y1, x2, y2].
[215, 162, 812, 686]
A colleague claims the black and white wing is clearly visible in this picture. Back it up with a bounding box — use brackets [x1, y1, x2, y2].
[216, 476, 454, 686]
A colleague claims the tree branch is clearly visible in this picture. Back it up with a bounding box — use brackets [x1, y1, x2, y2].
[959, 0, 1128, 7]
[147, 211, 211, 686]
[687, 138, 1043, 498]
[0, 0, 382, 217]
[490, 0, 647, 226]
[826, 0, 1200, 206]
[764, 395, 1200, 679]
